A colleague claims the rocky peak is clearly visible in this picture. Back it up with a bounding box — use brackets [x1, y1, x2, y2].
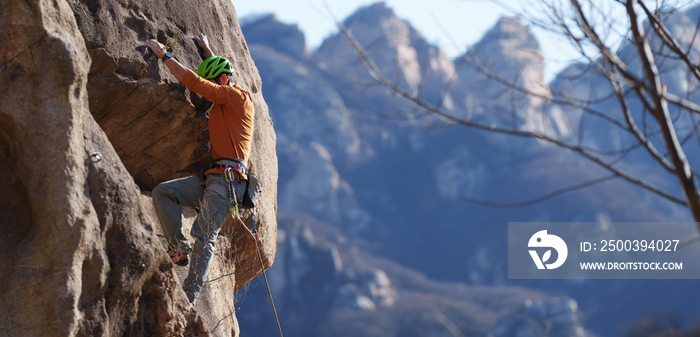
[448, 15, 550, 135]
[317, 1, 456, 110]
[241, 14, 307, 58]
[318, 1, 414, 57]
[340, 1, 396, 28]
[469, 16, 542, 63]
[482, 17, 540, 51]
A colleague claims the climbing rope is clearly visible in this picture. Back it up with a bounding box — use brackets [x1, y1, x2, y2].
[253, 228, 284, 337]
[230, 200, 283, 337]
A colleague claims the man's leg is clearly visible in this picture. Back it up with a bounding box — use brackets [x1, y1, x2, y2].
[183, 174, 240, 303]
[152, 175, 204, 252]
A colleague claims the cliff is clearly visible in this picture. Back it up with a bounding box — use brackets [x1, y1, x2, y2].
[0, 0, 277, 336]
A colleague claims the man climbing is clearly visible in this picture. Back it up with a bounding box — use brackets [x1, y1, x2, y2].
[146, 33, 255, 304]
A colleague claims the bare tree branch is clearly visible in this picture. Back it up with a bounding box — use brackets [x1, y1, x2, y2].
[609, 66, 676, 172]
[626, 0, 700, 223]
[336, 19, 688, 206]
[461, 174, 618, 208]
[334, 0, 700, 220]
[639, 2, 700, 83]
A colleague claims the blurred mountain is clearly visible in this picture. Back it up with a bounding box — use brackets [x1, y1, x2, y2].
[241, 14, 308, 58]
[237, 214, 591, 337]
[449, 16, 561, 137]
[241, 2, 700, 336]
[317, 2, 457, 114]
[245, 15, 369, 227]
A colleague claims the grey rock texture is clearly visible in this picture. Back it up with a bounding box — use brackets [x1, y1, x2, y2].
[250, 45, 361, 161]
[334, 268, 396, 310]
[67, 0, 278, 296]
[1, 0, 278, 335]
[0, 0, 208, 335]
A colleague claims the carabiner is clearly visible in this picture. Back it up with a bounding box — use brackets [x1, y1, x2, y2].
[224, 167, 235, 182]
[230, 204, 239, 219]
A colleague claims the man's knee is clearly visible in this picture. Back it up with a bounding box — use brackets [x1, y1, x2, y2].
[153, 181, 166, 195]
[152, 182, 173, 202]
[191, 223, 220, 244]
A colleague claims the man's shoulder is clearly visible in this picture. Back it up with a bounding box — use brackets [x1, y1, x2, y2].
[230, 84, 251, 96]
[228, 84, 253, 103]
[222, 84, 254, 114]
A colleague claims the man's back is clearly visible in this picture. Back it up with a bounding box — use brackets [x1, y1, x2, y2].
[181, 70, 255, 163]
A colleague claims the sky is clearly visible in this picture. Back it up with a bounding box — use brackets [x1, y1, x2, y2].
[234, 1, 698, 82]
[233, 0, 595, 82]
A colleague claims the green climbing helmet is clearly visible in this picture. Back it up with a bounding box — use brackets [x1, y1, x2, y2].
[197, 56, 233, 80]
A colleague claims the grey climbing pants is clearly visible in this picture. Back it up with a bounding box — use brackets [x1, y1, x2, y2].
[152, 174, 244, 303]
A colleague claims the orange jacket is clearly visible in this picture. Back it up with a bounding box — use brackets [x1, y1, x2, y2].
[181, 70, 255, 178]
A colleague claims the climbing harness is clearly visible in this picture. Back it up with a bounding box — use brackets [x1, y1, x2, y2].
[198, 158, 262, 210]
[198, 158, 248, 186]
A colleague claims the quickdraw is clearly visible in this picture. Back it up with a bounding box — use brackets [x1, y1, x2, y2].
[224, 167, 239, 220]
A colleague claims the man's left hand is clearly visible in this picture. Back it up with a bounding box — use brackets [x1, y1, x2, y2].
[146, 39, 166, 59]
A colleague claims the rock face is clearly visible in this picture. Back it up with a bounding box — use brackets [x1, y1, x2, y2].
[67, 0, 278, 295]
[0, 0, 208, 335]
[1, 0, 277, 336]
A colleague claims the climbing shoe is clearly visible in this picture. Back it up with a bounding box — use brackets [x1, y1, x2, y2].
[169, 246, 191, 266]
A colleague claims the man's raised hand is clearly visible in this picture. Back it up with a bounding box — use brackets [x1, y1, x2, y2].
[194, 33, 210, 50]
[147, 39, 166, 59]
[194, 33, 214, 59]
